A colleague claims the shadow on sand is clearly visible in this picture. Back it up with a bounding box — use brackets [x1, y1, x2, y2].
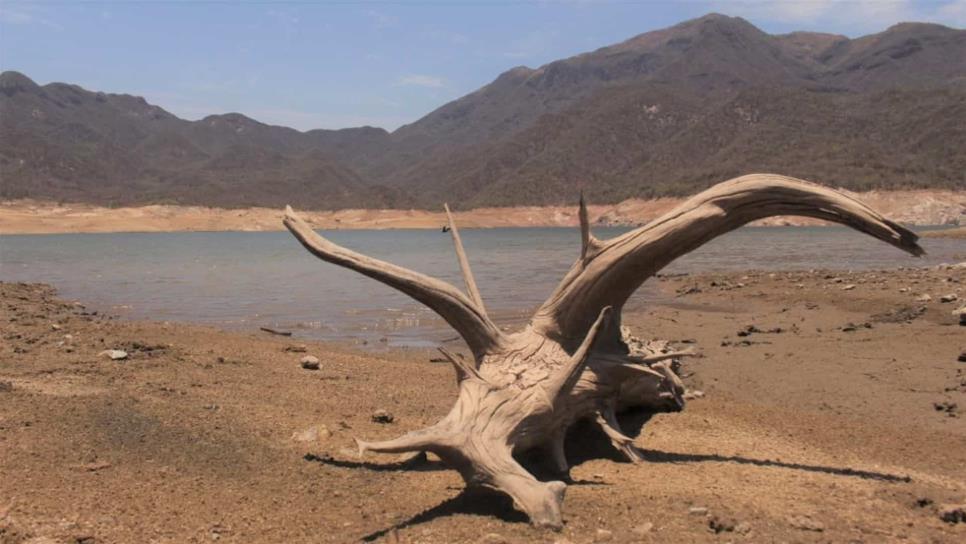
[306, 410, 911, 540]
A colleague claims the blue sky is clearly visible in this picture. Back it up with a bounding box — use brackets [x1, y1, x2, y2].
[2, 1, 964, 131]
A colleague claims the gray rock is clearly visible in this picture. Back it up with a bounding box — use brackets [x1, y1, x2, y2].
[100, 349, 128, 361]
[300, 355, 320, 370]
[787, 515, 824, 532]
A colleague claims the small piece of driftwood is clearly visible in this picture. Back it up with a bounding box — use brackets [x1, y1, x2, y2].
[259, 327, 293, 337]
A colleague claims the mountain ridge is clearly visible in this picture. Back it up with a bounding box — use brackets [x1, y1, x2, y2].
[2, 14, 964, 210]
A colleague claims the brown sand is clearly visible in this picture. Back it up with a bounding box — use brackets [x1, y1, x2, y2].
[1, 266, 965, 543]
[1, 189, 963, 234]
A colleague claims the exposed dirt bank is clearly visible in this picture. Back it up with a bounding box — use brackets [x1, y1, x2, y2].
[2, 189, 963, 234]
[2, 265, 965, 543]
[924, 226, 966, 239]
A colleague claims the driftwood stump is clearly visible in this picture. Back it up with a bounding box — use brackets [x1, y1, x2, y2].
[283, 174, 923, 529]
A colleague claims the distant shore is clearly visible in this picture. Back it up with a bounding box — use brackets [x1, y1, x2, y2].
[1, 189, 962, 234]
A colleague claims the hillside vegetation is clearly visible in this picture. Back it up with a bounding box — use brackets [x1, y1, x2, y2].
[2, 14, 964, 209]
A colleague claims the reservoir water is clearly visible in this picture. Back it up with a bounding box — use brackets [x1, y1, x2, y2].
[1, 226, 962, 348]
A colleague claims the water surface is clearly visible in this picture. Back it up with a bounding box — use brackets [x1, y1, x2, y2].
[2, 226, 962, 348]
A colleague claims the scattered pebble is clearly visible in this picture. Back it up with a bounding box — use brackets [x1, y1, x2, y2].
[291, 425, 331, 443]
[841, 284, 856, 290]
[940, 293, 959, 303]
[840, 322, 872, 332]
[688, 506, 708, 516]
[939, 504, 966, 524]
[915, 294, 932, 302]
[371, 409, 394, 424]
[99, 349, 128, 361]
[959, 352, 966, 363]
[933, 401, 958, 416]
[683, 390, 705, 400]
[300, 355, 320, 370]
[953, 306, 966, 326]
[708, 515, 738, 533]
[285, 344, 308, 353]
[631, 522, 654, 536]
[593, 528, 613, 542]
[0, 381, 12, 393]
[479, 533, 507, 544]
[787, 515, 824, 532]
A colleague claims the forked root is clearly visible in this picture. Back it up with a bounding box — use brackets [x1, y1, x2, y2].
[283, 174, 924, 529]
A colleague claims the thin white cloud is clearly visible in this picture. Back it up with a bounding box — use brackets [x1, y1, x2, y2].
[365, 9, 397, 30]
[711, 1, 965, 34]
[0, 3, 63, 30]
[395, 74, 446, 88]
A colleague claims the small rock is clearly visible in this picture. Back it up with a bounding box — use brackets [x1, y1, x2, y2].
[940, 294, 959, 303]
[915, 294, 932, 302]
[933, 401, 958, 414]
[689, 506, 709, 516]
[708, 515, 737, 533]
[734, 521, 752, 534]
[631, 522, 654, 536]
[285, 344, 308, 353]
[291, 427, 320, 443]
[300, 355, 320, 370]
[683, 390, 705, 400]
[99, 349, 128, 361]
[479, 533, 507, 544]
[50, 323, 61, 330]
[593, 528, 613, 542]
[841, 284, 856, 290]
[0, 381, 12, 393]
[939, 504, 966, 524]
[788, 515, 824, 532]
[372, 409, 394, 424]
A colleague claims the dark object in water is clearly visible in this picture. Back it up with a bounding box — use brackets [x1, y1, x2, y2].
[442, 225, 451, 233]
[260, 326, 292, 336]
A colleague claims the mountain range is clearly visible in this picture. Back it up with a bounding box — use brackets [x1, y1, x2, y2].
[1, 14, 964, 210]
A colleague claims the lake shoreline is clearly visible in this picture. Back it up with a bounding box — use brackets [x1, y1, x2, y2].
[2, 188, 963, 234]
[2, 265, 964, 542]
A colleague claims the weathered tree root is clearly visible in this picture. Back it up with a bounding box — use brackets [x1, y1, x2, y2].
[283, 174, 923, 529]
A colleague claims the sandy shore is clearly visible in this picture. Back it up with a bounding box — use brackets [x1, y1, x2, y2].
[2, 189, 963, 234]
[1, 266, 965, 543]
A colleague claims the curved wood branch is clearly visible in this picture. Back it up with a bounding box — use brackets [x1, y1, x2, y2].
[444, 203, 486, 313]
[533, 174, 925, 347]
[283, 206, 504, 358]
